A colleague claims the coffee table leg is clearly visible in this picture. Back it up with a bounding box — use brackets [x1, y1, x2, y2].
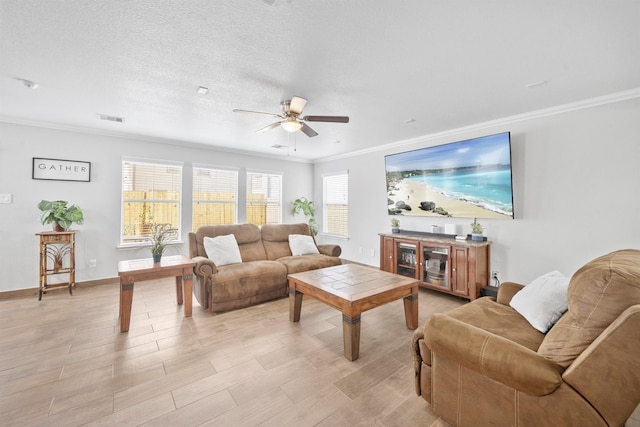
[120, 279, 134, 333]
[289, 288, 303, 322]
[403, 292, 419, 329]
[343, 314, 361, 361]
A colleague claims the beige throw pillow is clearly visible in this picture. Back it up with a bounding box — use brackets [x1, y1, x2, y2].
[203, 234, 242, 266]
[288, 234, 319, 256]
[509, 271, 569, 333]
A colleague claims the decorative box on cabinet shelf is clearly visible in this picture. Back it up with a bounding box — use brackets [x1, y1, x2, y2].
[379, 231, 490, 300]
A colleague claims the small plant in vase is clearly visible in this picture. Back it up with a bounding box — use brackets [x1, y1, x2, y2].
[470, 218, 484, 241]
[390, 218, 400, 233]
[148, 224, 177, 263]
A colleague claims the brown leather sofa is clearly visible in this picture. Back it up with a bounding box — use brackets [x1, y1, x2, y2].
[412, 249, 640, 427]
[188, 223, 341, 312]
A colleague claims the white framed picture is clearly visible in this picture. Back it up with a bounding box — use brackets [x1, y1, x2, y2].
[32, 157, 91, 182]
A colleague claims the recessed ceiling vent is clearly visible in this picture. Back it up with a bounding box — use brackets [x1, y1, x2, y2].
[271, 144, 287, 149]
[96, 113, 125, 123]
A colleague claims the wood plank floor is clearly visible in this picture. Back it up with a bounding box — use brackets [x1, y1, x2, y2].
[0, 278, 465, 426]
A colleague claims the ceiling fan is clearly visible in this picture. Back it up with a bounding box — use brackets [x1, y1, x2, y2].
[233, 96, 349, 137]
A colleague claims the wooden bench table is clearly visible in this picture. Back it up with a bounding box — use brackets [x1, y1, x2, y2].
[117, 255, 195, 333]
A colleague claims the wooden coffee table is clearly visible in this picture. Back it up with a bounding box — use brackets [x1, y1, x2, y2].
[288, 263, 419, 361]
[117, 255, 195, 333]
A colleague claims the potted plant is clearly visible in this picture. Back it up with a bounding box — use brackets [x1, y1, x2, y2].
[291, 197, 318, 236]
[38, 200, 84, 231]
[390, 217, 400, 233]
[470, 218, 484, 241]
[148, 223, 176, 263]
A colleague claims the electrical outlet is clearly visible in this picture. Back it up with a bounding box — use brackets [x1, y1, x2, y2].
[370, 249, 375, 257]
[89, 259, 97, 268]
[491, 271, 499, 279]
[358, 247, 363, 254]
[0, 193, 12, 204]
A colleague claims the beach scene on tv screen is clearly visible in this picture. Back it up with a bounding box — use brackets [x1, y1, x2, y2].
[385, 133, 514, 220]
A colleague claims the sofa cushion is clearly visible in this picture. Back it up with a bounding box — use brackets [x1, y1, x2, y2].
[289, 234, 320, 256]
[509, 271, 570, 333]
[277, 253, 342, 275]
[261, 223, 313, 260]
[210, 260, 288, 302]
[203, 234, 242, 266]
[538, 249, 640, 368]
[195, 223, 267, 262]
[444, 297, 545, 352]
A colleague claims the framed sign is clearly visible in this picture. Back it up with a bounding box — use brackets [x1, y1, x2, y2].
[32, 157, 91, 182]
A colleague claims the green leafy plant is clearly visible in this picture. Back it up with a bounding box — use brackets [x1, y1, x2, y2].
[148, 224, 177, 256]
[291, 197, 318, 236]
[470, 218, 484, 235]
[390, 218, 400, 228]
[38, 200, 84, 231]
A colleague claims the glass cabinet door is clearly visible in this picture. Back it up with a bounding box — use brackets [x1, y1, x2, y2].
[396, 242, 418, 278]
[422, 246, 449, 289]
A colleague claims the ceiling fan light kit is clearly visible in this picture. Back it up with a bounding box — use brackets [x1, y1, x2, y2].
[234, 96, 349, 138]
[281, 117, 303, 132]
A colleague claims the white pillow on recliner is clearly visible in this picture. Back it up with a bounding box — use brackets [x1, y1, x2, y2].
[288, 234, 319, 256]
[510, 270, 570, 333]
[203, 234, 242, 266]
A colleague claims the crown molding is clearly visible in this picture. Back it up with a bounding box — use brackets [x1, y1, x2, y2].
[0, 116, 313, 164]
[313, 88, 640, 164]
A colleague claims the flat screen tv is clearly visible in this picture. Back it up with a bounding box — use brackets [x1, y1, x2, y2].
[385, 132, 514, 220]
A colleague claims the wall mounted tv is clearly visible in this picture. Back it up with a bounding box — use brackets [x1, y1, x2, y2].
[385, 132, 514, 220]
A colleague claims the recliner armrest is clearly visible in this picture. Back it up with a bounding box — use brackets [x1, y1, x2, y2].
[425, 313, 564, 396]
[317, 244, 341, 257]
[193, 255, 218, 276]
[496, 281, 524, 305]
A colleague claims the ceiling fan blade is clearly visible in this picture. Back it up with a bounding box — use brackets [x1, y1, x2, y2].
[256, 122, 282, 133]
[303, 115, 350, 123]
[300, 123, 318, 137]
[233, 109, 283, 119]
[289, 96, 307, 115]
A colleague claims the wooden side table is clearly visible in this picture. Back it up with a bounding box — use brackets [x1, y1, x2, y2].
[117, 255, 196, 333]
[36, 231, 76, 300]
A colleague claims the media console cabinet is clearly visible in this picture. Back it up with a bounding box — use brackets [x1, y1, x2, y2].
[379, 231, 490, 300]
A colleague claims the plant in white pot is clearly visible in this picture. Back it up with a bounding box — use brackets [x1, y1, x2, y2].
[470, 218, 484, 241]
[38, 200, 84, 231]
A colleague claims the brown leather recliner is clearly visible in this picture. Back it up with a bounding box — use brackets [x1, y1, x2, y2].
[412, 249, 640, 426]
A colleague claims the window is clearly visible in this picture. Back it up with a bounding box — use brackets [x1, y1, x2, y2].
[246, 171, 282, 225]
[192, 166, 238, 230]
[323, 171, 348, 237]
[121, 158, 182, 245]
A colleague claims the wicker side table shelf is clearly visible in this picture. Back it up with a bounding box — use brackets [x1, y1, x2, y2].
[36, 231, 76, 300]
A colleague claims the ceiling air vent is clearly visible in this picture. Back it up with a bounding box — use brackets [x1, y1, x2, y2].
[271, 144, 288, 149]
[96, 113, 125, 123]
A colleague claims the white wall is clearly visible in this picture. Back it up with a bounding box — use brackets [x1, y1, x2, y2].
[2, 97, 639, 293]
[0, 123, 313, 292]
[314, 97, 640, 284]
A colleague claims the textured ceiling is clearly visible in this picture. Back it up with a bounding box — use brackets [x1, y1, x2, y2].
[1, 1, 639, 161]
